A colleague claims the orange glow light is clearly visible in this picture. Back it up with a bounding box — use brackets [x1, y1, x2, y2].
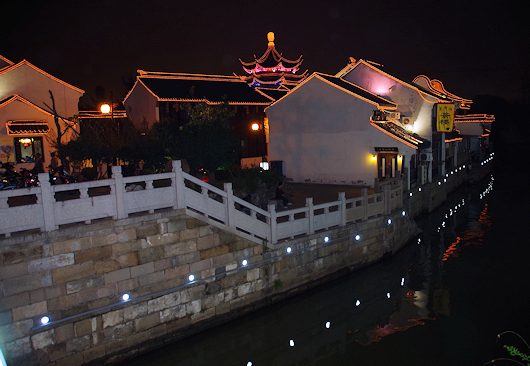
[100, 103, 111, 114]
[251, 122, 260, 131]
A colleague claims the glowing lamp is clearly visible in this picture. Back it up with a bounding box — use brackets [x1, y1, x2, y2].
[325, 321, 331, 329]
[387, 218, 392, 225]
[401, 277, 405, 286]
[188, 274, 195, 282]
[241, 259, 248, 267]
[355, 300, 361, 306]
[40, 316, 50, 325]
[324, 236, 330, 243]
[386, 292, 391, 299]
[100, 103, 111, 114]
[355, 234, 361, 241]
[286, 246, 292, 254]
[251, 122, 260, 131]
[371, 154, 377, 161]
[121, 293, 130, 302]
[289, 339, 295, 347]
[247, 362, 253, 366]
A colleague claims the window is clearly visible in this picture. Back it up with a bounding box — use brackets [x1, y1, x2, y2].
[14, 137, 43, 163]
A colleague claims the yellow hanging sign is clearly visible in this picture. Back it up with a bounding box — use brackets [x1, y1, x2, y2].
[436, 103, 455, 132]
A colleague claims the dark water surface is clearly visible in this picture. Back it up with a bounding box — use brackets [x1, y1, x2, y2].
[124, 163, 529, 366]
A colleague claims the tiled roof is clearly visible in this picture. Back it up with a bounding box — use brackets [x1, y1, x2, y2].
[317, 73, 396, 108]
[6, 121, 50, 135]
[140, 77, 272, 104]
[371, 121, 430, 148]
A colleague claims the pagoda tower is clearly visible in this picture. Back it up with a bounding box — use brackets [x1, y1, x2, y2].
[238, 32, 307, 89]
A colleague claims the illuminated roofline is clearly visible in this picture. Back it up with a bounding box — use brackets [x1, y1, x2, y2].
[0, 60, 85, 94]
[369, 122, 419, 150]
[343, 59, 446, 104]
[0, 94, 54, 116]
[266, 72, 397, 112]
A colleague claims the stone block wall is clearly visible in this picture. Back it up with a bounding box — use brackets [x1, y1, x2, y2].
[0, 208, 418, 366]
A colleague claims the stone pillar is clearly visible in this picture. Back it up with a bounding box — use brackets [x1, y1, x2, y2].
[362, 187, 368, 220]
[338, 192, 346, 226]
[224, 183, 235, 229]
[111, 166, 126, 219]
[268, 203, 277, 244]
[306, 197, 314, 234]
[172, 160, 185, 209]
[383, 185, 391, 215]
[38, 173, 57, 231]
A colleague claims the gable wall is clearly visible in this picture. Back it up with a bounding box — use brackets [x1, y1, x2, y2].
[0, 63, 82, 119]
[267, 77, 415, 185]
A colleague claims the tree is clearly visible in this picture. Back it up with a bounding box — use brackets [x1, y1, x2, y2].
[43, 90, 79, 160]
[151, 102, 240, 173]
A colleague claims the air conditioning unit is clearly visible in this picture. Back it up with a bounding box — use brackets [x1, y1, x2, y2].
[401, 116, 413, 125]
[419, 153, 433, 161]
[388, 112, 401, 120]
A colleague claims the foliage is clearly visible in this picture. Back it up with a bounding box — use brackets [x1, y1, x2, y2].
[150, 103, 240, 173]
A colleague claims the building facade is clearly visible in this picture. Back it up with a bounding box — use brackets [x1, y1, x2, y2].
[0, 55, 84, 169]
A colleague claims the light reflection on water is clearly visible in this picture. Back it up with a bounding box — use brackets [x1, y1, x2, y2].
[124, 174, 521, 366]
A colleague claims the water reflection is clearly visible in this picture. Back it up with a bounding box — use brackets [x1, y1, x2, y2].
[124, 174, 509, 366]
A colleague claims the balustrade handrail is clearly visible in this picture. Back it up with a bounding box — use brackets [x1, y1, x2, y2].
[0, 161, 405, 244]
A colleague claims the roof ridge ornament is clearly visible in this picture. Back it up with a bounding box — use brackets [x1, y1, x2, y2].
[267, 32, 275, 48]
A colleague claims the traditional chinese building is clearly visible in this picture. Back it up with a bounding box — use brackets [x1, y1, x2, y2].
[266, 58, 487, 189]
[123, 32, 307, 161]
[0, 55, 84, 169]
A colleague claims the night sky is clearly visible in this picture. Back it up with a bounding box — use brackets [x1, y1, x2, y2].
[2, 0, 528, 106]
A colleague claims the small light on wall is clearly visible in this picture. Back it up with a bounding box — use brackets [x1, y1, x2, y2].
[418, 187, 422, 192]
[289, 339, 295, 347]
[100, 103, 111, 114]
[121, 293, 130, 302]
[417, 238, 421, 243]
[286, 246, 292, 254]
[387, 218, 392, 225]
[324, 236, 330, 243]
[409, 192, 413, 197]
[251, 122, 260, 131]
[371, 154, 377, 161]
[355, 300, 361, 306]
[438, 182, 441, 186]
[188, 274, 195, 282]
[355, 234, 361, 241]
[247, 362, 253, 366]
[386, 292, 391, 299]
[325, 321, 331, 329]
[241, 259, 248, 267]
[40, 316, 50, 325]
[401, 210, 406, 216]
[444, 178, 447, 183]
[401, 277, 405, 286]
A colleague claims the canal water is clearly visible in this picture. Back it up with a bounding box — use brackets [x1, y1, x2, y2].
[123, 163, 529, 366]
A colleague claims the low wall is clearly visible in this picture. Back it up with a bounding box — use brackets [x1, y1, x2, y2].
[0, 206, 418, 366]
[406, 159, 493, 217]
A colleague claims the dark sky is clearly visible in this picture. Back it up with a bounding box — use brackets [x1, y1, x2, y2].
[2, 0, 528, 105]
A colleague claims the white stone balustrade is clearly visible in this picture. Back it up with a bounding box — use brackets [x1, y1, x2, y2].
[0, 161, 403, 244]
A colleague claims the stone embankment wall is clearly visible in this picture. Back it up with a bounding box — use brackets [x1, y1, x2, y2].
[0, 208, 418, 366]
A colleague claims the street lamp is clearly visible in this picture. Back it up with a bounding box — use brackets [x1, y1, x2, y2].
[250, 122, 261, 157]
[100, 91, 117, 163]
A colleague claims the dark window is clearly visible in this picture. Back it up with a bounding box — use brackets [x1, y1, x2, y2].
[14, 137, 44, 163]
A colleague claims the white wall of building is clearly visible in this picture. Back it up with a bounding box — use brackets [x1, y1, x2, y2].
[341, 62, 436, 142]
[0, 62, 83, 118]
[0, 99, 60, 167]
[267, 77, 415, 185]
[123, 80, 159, 129]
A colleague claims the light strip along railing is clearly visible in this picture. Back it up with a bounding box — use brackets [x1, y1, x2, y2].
[0, 160, 402, 245]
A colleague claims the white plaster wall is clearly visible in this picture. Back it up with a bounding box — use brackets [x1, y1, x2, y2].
[123, 81, 158, 129]
[267, 77, 415, 185]
[0, 100, 58, 166]
[0, 63, 82, 118]
[342, 63, 435, 141]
